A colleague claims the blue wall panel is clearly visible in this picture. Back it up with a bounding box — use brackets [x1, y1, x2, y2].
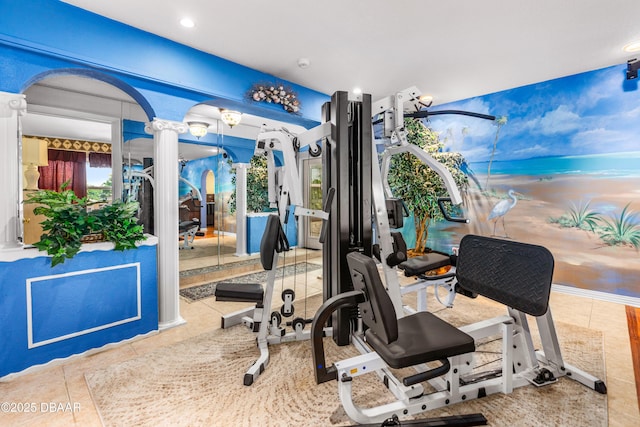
[29, 264, 140, 346]
[0, 245, 158, 378]
[0, 0, 329, 125]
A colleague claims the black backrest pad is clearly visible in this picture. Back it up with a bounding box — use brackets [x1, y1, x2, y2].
[456, 235, 554, 316]
[347, 252, 398, 344]
[260, 215, 288, 270]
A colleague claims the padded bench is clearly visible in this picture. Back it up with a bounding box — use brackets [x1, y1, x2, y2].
[215, 282, 264, 303]
[399, 251, 452, 277]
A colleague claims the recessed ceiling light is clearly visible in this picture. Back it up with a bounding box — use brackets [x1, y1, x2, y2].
[180, 18, 195, 28]
[353, 87, 362, 95]
[623, 40, 640, 53]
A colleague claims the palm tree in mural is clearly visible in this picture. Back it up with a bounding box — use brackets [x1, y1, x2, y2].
[485, 116, 508, 190]
[488, 189, 519, 237]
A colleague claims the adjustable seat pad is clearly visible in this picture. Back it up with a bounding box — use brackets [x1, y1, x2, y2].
[347, 252, 474, 370]
[179, 220, 199, 232]
[366, 312, 475, 369]
[214, 282, 264, 303]
[399, 252, 451, 277]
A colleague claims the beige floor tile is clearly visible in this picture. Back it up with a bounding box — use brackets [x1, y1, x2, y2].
[129, 323, 194, 356]
[62, 343, 139, 380]
[1, 245, 637, 426]
[606, 376, 640, 425]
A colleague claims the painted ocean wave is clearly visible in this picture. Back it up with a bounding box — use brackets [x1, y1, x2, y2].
[469, 151, 640, 177]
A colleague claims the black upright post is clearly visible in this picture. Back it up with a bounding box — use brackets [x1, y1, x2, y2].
[142, 157, 154, 235]
[322, 91, 373, 345]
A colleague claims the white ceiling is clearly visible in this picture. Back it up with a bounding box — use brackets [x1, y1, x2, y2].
[61, 0, 640, 105]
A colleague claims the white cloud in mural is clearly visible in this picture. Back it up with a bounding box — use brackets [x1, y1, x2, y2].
[456, 144, 492, 163]
[512, 143, 551, 157]
[570, 128, 635, 153]
[622, 105, 640, 119]
[538, 105, 582, 135]
[574, 71, 619, 111]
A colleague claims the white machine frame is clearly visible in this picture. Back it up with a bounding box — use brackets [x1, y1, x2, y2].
[334, 304, 604, 424]
[314, 88, 605, 424]
[219, 123, 332, 385]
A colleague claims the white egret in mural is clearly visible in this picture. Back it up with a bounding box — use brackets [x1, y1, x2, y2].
[488, 189, 518, 237]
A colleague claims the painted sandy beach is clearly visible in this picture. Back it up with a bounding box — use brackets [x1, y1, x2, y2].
[436, 173, 640, 298]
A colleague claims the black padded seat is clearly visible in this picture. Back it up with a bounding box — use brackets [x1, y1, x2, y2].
[215, 282, 264, 303]
[179, 220, 199, 233]
[347, 252, 474, 370]
[366, 311, 475, 369]
[399, 252, 451, 277]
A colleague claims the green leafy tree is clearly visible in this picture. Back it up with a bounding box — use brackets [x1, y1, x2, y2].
[387, 118, 468, 253]
[229, 155, 271, 213]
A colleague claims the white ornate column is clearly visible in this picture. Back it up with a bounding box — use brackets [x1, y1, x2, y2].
[233, 162, 250, 257]
[145, 118, 188, 330]
[0, 92, 27, 250]
[110, 119, 123, 201]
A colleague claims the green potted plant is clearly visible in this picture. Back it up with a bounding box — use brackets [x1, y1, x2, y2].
[23, 182, 146, 266]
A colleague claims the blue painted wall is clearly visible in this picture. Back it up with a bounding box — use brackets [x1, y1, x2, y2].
[0, 245, 158, 378]
[0, 0, 329, 125]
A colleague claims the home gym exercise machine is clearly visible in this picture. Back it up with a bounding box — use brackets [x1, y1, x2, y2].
[375, 87, 498, 313]
[310, 90, 606, 425]
[214, 123, 335, 386]
[123, 163, 204, 249]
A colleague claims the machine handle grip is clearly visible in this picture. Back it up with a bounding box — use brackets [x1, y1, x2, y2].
[318, 187, 336, 244]
[437, 197, 469, 224]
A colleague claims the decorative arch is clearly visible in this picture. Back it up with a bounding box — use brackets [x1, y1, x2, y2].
[21, 68, 156, 121]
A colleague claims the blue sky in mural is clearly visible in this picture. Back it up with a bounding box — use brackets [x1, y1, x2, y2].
[428, 64, 640, 166]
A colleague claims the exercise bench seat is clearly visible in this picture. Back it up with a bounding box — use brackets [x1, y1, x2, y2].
[399, 251, 452, 277]
[214, 283, 264, 303]
[347, 252, 475, 377]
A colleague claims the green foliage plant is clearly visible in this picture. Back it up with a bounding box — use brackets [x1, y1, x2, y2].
[598, 203, 640, 249]
[229, 155, 272, 214]
[387, 118, 468, 253]
[23, 182, 145, 266]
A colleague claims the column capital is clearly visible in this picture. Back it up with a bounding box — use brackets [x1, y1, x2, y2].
[144, 118, 188, 135]
[232, 162, 251, 169]
[0, 92, 27, 118]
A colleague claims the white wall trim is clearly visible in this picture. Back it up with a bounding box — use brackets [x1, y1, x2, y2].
[552, 283, 640, 307]
[26, 262, 142, 349]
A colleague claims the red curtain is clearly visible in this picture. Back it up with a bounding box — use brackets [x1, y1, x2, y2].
[89, 152, 112, 168]
[38, 149, 87, 198]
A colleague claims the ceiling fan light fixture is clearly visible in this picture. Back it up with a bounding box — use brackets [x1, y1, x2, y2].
[623, 40, 640, 53]
[187, 121, 209, 138]
[220, 110, 242, 128]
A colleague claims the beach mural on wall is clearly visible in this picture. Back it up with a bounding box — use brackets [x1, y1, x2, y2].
[423, 63, 640, 299]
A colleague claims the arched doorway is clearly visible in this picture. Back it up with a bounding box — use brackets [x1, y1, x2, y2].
[201, 169, 215, 230]
[20, 73, 150, 243]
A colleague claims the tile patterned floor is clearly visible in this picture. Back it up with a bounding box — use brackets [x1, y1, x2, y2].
[1, 248, 638, 426]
